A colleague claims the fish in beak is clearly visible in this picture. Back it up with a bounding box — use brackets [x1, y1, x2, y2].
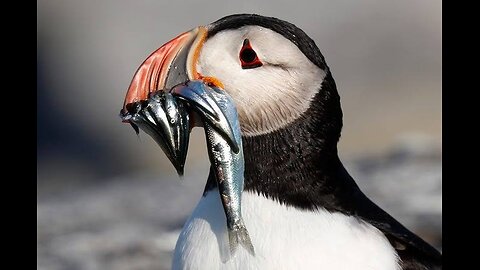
[119, 26, 238, 174]
[119, 27, 255, 257]
[120, 27, 206, 175]
[120, 90, 190, 175]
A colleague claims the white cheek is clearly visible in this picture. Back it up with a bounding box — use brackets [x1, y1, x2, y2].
[198, 26, 326, 136]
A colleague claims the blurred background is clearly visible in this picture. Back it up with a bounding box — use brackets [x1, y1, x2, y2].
[37, 1, 441, 269]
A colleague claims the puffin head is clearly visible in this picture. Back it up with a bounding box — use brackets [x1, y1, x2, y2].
[122, 14, 343, 172]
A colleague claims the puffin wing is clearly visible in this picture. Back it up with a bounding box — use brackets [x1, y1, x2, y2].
[353, 193, 442, 269]
[330, 162, 442, 269]
[334, 165, 441, 269]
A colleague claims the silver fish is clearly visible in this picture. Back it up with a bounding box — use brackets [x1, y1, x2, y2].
[120, 80, 255, 257]
[119, 91, 190, 175]
[171, 81, 255, 256]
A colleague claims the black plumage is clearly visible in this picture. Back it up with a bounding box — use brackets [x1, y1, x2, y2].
[205, 14, 441, 269]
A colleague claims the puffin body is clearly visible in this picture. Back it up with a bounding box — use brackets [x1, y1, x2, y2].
[173, 190, 399, 270]
[122, 14, 441, 270]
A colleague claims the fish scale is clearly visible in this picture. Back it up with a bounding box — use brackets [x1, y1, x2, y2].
[185, 82, 255, 257]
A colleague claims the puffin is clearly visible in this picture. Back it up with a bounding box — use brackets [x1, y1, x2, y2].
[122, 14, 442, 270]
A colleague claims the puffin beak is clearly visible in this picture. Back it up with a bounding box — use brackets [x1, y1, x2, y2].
[122, 27, 207, 110]
[120, 27, 207, 175]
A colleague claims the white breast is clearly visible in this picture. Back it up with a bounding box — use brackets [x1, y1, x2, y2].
[172, 189, 400, 270]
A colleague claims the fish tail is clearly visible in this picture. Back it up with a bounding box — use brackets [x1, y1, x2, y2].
[228, 220, 255, 256]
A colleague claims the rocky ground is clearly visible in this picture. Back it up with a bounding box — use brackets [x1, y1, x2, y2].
[37, 147, 441, 270]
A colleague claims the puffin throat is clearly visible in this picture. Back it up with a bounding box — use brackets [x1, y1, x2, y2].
[205, 72, 346, 210]
[242, 72, 343, 204]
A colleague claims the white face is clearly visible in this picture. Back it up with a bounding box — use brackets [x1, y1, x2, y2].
[197, 26, 326, 136]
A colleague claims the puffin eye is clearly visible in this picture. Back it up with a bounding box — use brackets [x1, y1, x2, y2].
[240, 39, 263, 69]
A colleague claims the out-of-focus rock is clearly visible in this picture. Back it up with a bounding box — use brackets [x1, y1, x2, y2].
[345, 135, 442, 250]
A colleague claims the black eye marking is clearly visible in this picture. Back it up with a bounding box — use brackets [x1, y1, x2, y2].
[239, 39, 263, 69]
[240, 48, 257, 63]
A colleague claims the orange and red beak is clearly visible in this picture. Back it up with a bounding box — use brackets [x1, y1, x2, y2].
[122, 26, 208, 114]
[119, 27, 208, 174]
[120, 26, 242, 175]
